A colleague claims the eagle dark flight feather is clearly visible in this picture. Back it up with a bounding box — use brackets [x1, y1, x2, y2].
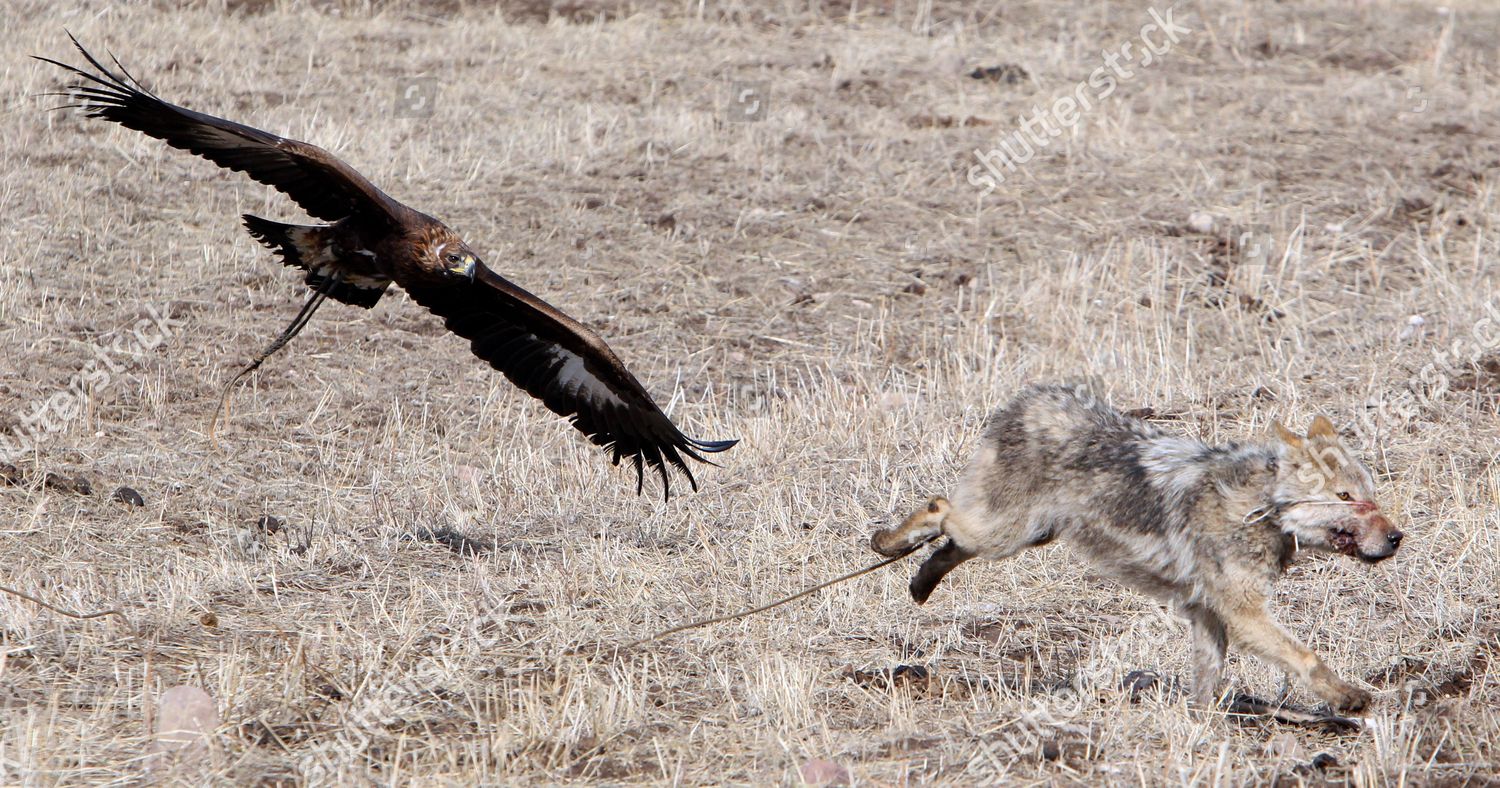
[36, 34, 402, 225]
[38, 36, 736, 499]
[404, 266, 735, 497]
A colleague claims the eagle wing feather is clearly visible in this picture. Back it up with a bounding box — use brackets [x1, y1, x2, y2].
[36, 34, 404, 225]
[402, 264, 736, 500]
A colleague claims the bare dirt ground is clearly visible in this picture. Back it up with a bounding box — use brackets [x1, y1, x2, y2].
[3, 0, 1499, 783]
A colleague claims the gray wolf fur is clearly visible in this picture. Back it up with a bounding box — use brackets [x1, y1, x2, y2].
[871, 384, 1402, 711]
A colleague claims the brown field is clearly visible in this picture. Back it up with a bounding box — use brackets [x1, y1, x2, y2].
[3, 0, 1499, 783]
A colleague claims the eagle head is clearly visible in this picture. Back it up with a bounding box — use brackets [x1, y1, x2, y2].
[429, 231, 480, 282]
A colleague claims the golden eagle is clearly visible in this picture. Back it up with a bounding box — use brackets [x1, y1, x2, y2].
[38, 36, 735, 499]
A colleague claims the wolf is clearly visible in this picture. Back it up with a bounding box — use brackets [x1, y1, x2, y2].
[871, 384, 1402, 711]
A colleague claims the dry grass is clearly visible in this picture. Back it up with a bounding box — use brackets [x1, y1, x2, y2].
[3, 0, 1499, 783]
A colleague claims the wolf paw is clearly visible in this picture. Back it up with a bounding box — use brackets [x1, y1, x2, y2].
[1324, 682, 1371, 713]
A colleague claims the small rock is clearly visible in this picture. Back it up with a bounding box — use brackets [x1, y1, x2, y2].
[968, 64, 1029, 84]
[151, 685, 218, 767]
[1293, 752, 1340, 776]
[1265, 732, 1305, 761]
[1398, 314, 1426, 341]
[1122, 669, 1163, 699]
[233, 527, 266, 558]
[1187, 211, 1215, 234]
[43, 473, 92, 495]
[649, 213, 677, 233]
[111, 486, 145, 507]
[890, 665, 930, 686]
[412, 526, 494, 557]
[455, 464, 485, 485]
[799, 758, 850, 786]
[843, 664, 932, 691]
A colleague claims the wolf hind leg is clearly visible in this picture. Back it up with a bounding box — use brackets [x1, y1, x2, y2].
[909, 540, 976, 604]
[908, 510, 1048, 604]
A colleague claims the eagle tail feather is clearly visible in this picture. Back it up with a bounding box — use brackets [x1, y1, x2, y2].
[241, 214, 386, 309]
[242, 213, 324, 269]
[689, 437, 739, 454]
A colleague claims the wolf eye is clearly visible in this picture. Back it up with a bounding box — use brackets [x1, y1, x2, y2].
[1336, 492, 1353, 502]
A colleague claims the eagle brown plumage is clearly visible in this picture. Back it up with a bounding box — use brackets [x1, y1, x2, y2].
[37, 35, 736, 499]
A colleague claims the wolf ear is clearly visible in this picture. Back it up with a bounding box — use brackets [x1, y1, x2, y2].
[1306, 415, 1337, 439]
[1273, 420, 1304, 448]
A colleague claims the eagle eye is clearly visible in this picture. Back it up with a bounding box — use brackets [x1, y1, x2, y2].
[444, 252, 463, 264]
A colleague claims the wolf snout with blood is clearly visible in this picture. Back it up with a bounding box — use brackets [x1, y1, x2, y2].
[1270, 418, 1403, 563]
[872, 384, 1402, 712]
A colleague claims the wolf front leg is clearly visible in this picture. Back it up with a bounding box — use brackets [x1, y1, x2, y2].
[1216, 596, 1371, 712]
[1182, 603, 1228, 709]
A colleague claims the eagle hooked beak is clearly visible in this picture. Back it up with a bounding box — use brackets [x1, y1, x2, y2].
[449, 255, 478, 281]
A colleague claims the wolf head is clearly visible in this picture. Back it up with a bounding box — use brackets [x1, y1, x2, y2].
[1271, 416, 1403, 563]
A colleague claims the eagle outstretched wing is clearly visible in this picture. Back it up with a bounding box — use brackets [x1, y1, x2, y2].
[403, 264, 737, 499]
[39, 35, 738, 500]
[35, 33, 403, 225]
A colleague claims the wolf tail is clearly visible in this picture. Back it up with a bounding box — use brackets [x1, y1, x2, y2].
[871, 497, 951, 556]
[242, 214, 387, 308]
